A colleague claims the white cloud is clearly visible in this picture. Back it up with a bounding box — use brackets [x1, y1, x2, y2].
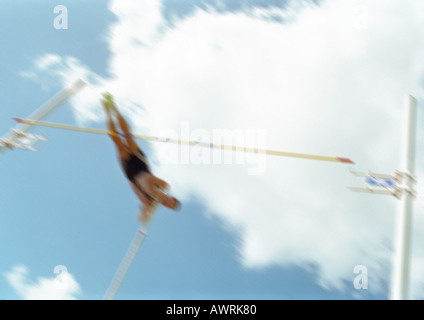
[4, 265, 81, 300]
[35, 54, 62, 70]
[28, 0, 424, 298]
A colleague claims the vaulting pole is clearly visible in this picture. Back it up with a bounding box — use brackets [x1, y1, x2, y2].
[103, 205, 158, 300]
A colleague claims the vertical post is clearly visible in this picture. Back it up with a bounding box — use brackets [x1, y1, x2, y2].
[391, 95, 417, 300]
[0, 79, 86, 154]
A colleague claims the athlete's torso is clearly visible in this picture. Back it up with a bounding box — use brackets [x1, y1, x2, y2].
[121, 148, 150, 181]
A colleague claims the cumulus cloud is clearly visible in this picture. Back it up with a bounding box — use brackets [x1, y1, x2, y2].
[26, 0, 424, 298]
[5, 265, 81, 300]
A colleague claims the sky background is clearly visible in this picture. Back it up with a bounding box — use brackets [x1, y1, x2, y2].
[1, 0, 424, 300]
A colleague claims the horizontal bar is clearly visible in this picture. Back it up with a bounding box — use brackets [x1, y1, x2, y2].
[13, 118, 355, 164]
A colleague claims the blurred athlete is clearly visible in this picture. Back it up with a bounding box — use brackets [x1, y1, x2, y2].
[101, 93, 180, 222]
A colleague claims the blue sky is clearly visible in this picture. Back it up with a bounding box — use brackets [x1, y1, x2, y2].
[1, 0, 424, 300]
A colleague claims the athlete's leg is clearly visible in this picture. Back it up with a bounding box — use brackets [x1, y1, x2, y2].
[114, 111, 140, 154]
[101, 92, 140, 155]
[102, 99, 128, 159]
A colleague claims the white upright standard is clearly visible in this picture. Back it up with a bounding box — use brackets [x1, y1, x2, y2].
[391, 95, 418, 300]
[347, 95, 418, 300]
[0, 79, 86, 152]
